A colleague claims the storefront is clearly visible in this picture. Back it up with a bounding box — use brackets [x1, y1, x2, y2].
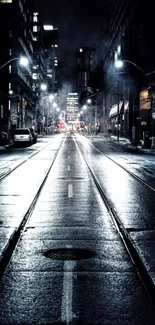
[109, 100, 129, 136]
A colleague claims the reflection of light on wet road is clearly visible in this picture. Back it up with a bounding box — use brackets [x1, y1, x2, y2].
[68, 184, 73, 198]
[61, 245, 76, 324]
[91, 157, 134, 206]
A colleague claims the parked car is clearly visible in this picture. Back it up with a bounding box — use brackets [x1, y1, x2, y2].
[0, 131, 8, 145]
[29, 128, 37, 143]
[13, 128, 33, 145]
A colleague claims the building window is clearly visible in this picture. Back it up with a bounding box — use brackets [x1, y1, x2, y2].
[0, 0, 12, 2]
[33, 26, 38, 32]
[32, 73, 38, 80]
[9, 65, 11, 73]
[33, 16, 38, 23]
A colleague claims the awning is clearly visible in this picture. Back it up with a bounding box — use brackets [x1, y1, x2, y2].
[109, 100, 129, 117]
[109, 101, 123, 117]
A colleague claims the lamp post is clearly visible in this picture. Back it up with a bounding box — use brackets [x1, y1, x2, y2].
[86, 98, 101, 134]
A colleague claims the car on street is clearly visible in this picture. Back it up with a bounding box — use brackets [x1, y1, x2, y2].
[0, 131, 8, 145]
[13, 128, 33, 145]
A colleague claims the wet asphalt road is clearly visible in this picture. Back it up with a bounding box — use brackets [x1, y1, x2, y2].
[0, 134, 155, 324]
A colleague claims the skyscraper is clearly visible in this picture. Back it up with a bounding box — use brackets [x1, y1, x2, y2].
[0, 0, 34, 133]
[43, 25, 60, 93]
[66, 93, 79, 127]
[76, 47, 96, 96]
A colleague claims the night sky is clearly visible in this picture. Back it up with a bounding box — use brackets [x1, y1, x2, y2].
[35, 0, 110, 86]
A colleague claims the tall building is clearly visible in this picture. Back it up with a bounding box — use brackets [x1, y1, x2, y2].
[76, 47, 96, 96]
[100, 0, 155, 139]
[43, 25, 60, 93]
[0, 0, 34, 134]
[32, 11, 47, 131]
[66, 93, 79, 127]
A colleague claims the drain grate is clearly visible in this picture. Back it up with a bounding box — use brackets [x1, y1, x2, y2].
[43, 248, 96, 260]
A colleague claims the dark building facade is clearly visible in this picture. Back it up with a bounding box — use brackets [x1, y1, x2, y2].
[32, 11, 47, 132]
[100, 0, 155, 140]
[76, 47, 97, 97]
[0, 0, 34, 136]
[43, 25, 60, 94]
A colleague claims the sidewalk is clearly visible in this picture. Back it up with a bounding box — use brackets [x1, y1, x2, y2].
[98, 133, 155, 155]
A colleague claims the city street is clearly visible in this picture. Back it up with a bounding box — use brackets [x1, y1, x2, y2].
[0, 133, 155, 324]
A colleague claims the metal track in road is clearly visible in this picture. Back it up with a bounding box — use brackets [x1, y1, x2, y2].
[0, 136, 65, 276]
[75, 138, 155, 308]
[0, 138, 61, 182]
[88, 141, 155, 193]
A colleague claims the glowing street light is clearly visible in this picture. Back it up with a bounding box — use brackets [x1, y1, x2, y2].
[19, 57, 29, 67]
[0, 56, 29, 70]
[53, 102, 57, 108]
[87, 99, 92, 104]
[40, 83, 47, 91]
[49, 94, 54, 100]
[114, 59, 151, 78]
[115, 59, 124, 68]
[8, 90, 14, 95]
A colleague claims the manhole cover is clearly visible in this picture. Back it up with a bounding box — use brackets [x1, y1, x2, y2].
[43, 248, 96, 260]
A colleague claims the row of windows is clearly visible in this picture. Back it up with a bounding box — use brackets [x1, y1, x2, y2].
[0, 0, 12, 3]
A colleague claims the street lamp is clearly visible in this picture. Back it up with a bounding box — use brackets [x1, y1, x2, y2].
[0, 56, 29, 70]
[53, 102, 57, 108]
[114, 59, 150, 81]
[49, 94, 54, 100]
[40, 83, 47, 91]
[86, 98, 99, 128]
[87, 99, 91, 104]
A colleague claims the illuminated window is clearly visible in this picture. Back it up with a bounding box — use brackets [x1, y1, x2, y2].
[0, 0, 12, 2]
[43, 25, 53, 30]
[33, 26, 37, 32]
[8, 100, 11, 111]
[33, 16, 38, 23]
[32, 73, 38, 80]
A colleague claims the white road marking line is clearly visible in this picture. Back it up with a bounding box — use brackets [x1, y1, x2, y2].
[68, 155, 70, 160]
[67, 165, 71, 171]
[61, 245, 76, 324]
[68, 184, 73, 198]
